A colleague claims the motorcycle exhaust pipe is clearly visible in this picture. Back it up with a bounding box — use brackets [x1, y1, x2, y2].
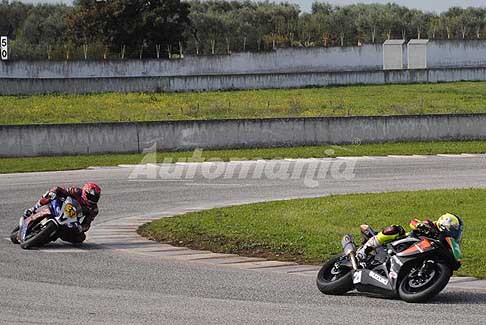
[341, 234, 359, 270]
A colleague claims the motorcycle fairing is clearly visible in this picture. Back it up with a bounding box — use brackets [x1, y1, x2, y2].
[352, 269, 395, 297]
[445, 237, 462, 262]
[396, 238, 434, 257]
[390, 236, 421, 248]
[24, 206, 51, 225]
[49, 198, 62, 221]
[19, 205, 51, 242]
[351, 254, 404, 297]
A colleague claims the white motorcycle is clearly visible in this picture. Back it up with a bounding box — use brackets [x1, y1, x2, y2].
[11, 197, 84, 249]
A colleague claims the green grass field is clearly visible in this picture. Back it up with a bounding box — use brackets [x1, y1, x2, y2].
[138, 189, 486, 278]
[2, 82, 486, 124]
[1, 140, 486, 174]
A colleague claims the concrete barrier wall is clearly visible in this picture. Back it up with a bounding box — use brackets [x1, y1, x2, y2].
[2, 40, 486, 95]
[2, 41, 486, 81]
[2, 67, 486, 95]
[428, 40, 486, 68]
[0, 45, 383, 79]
[2, 114, 486, 157]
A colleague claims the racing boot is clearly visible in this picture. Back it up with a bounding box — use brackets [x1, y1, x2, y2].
[357, 225, 405, 264]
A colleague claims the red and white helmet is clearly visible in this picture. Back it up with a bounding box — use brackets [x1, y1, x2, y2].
[81, 183, 101, 206]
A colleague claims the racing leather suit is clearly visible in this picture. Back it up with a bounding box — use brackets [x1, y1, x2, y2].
[357, 219, 439, 260]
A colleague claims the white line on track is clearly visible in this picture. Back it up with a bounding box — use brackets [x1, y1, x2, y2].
[387, 155, 425, 159]
[40, 248, 88, 253]
[184, 183, 251, 187]
[336, 156, 375, 160]
[127, 179, 195, 183]
[437, 154, 466, 157]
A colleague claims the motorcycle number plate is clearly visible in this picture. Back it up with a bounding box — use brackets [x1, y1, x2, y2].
[40, 218, 49, 226]
[64, 203, 77, 218]
[353, 271, 362, 284]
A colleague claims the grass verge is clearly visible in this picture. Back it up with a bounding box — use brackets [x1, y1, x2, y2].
[1, 140, 486, 174]
[138, 189, 486, 278]
[3, 82, 486, 124]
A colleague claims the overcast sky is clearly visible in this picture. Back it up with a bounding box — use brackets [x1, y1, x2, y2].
[18, 0, 486, 13]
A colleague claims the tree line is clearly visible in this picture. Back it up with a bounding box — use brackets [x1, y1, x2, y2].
[1, 0, 486, 60]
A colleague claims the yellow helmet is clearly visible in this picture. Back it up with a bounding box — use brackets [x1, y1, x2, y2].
[436, 213, 464, 242]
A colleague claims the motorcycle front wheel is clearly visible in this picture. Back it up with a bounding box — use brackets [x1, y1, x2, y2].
[398, 260, 451, 303]
[316, 254, 354, 295]
[20, 221, 58, 249]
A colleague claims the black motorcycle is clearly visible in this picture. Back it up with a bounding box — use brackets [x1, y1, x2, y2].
[316, 227, 463, 303]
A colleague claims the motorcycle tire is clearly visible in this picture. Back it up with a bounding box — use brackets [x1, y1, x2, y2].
[316, 254, 354, 295]
[20, 221, 58, 250]
[10, 225, 20, 244]
[398, 261, 451, 303]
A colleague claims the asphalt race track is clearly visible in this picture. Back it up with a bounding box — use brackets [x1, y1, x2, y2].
[1, 155, 486, 324]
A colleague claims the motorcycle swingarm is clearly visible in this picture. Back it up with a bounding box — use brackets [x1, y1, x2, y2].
[352, 269, 397, 298]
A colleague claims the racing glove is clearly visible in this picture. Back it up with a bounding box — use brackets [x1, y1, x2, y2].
[411, 219, 439, 237]
[23, 208, 34, 218]
[44, 191, 57, 200]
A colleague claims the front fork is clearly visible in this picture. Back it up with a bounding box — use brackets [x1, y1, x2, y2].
[416, 260, 435, 278]
[18, 216, 28, 243]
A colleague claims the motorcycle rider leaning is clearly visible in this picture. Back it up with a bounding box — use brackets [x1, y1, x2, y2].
[357, 213, 464, 262]
[24, 183, 101, 244]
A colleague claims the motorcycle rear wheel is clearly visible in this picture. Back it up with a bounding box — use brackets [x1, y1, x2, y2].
[316, 254, 354, 295]
[10, 225, 20, 244]
[20, 221, 58, 249]
[398, 260, 451, 303]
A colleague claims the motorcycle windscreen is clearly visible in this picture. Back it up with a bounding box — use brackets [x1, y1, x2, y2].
[50, 199, 62, 218]
[445, 237, 462, 261]
[396, 238, 434, 257]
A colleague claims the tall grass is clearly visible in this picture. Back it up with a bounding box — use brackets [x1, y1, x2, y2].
[2, 82, 486, 125]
